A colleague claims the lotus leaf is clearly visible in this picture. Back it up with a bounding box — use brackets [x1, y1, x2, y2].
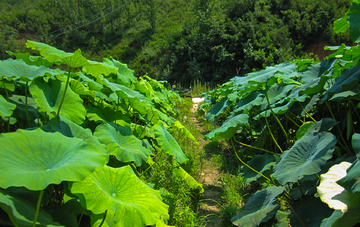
[70, 165, 169, 227]
[205, 114, 249, 141]
[9, 95, 40, 121]
[154, 122, 188, 164]
[272, 119, 336, 185]
[347, 0, 360, 43]
[82, 60, 118, 79]
[231, 186, 284, 227]
[103, 57, 136, 84]
[0, 189, 62, 227]
[206, 98, 230, 121]
[0, 128, 107, 190]
[0, 95, 16, 118]
[331, 191, 360, 226]
[172, 121, 199, 145]
[30, 77, 86, 124]
[94, 123, 151, 166]
[240, 154, 276, 184]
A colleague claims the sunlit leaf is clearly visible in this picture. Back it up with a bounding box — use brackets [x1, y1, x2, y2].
[240, 154, 276, 184]
[0, 95, 16, 118]
[206, 98, 230, 122]
[348, 0, 360, 43]
[154, 122, 188, 164]
[70, 165, 169, 227]
[172, 121, 199, 145]
[103, 57, 136, 84]
[0, 128, 107, 190]
[334, 15, 350, 35]
[205, 114, 249, 141]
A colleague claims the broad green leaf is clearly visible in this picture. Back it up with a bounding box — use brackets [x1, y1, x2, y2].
[348, 0, 360, 43]
[240, 154, 276, 184]
[272, 119, 336, 185]
[245, 63, 297, 85]
[205, 114, 249, 141]
[295, 122, 315, 140]
[103, 57, 136, 84]
[70, 165, 169, 227]
[6, 51, 55, 67]
[320, 210, 343, 227]
[231, 186, 284, 227]
[9, 95, 40, 121]
[0, 128, 107, 190]
[87, 106, 130, 124]
[172, 121, 199, 145]
[94, 123, 151, 166]
[154, 122, 188, 164]
[0, 188, 62, 227]
[234, 92, 264, 113]
[331, 191, 360, 227]
[173, 163, 203, 193]
[206, 98, 230, 121]
[274, 210, 291, 227]
[83, 60, 118, 79]
[30, 77, 86, 124]
[317, 161, 352, 212]
[69, 79, 95, 98]
[334, 15, 350, 34]
[0, 95, 16, 118]
[0, 59, 57, 81]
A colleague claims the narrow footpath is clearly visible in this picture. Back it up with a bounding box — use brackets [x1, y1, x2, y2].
[191, 98, 222, 227]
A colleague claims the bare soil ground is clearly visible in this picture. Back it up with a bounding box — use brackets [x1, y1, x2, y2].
[191, 98, 223, 227]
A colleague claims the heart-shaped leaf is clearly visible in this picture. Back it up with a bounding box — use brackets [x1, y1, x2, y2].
[70, 165, 169, 227]
[0, 128, 107, 190]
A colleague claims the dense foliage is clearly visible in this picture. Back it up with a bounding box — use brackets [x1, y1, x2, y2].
[200, 0, 360, 225]
[0, 41, 203, 226]
[0, 0, 352, 86]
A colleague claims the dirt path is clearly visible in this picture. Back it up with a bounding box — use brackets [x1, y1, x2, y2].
[191, 98, 222, 227]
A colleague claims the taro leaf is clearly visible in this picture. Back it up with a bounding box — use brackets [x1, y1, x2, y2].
[0, 95, 16, 118]
[103, 57, 136, 84]
[70, 165, 169, 227]
[290, 196, 333, 227]
[94, 123, 151, 166]
[331, 191, 360, 227]
[205, 114, 249, 141]
[231, 186, 284, 227]
[234, 92, 264, 113]
[295, 122, 315, 140]
[272, 119, 336, 185]
[30, 77, 86, 124]
[348, 0, 360, 43]
[0, 59, 57, 81]
[154, 122, 188, 164]
[172, 121, 199, 145]
[206, 98, 230, 122]
[240, 154, 276, 184]
[0, 188, 62, 227]
[0, 128, 107, 190]
[317, 161, 352, 212]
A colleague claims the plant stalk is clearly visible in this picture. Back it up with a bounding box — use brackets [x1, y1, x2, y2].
[57, 68, 72, 116]
[98, 210, 107, 227]
[264, 109, 283, 153]
[32, 190, 44, 227]
[25, 81, 31, 127]
[233, 137, 277, 155]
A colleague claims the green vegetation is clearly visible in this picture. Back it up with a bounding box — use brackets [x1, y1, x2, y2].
[200, 0, 360, 225]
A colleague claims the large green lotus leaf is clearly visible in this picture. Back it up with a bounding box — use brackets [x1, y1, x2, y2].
[325, 60, 360, 98]
[290, 196, 333, 227]
[9, 95, 40, 121]
[296, 122, 315, 140]
[69, 79, 95, 99]
[0, 95, 16, 118]
[272, 120, 337, 185]
[266, 84, 295, 105]
[78, 72, 104, 91]
[83, 60, 118, 79]
[0, 128, 106, 190]
[234, 92, 264, 113]
[334, 15, 350, 35]
[26, 41, 89, 67]
[245, 63, 297, 85]
[6, 51, 55, 67]
[0, 189, 62, 227]
[30, 77, 86, 124]
[317, 161, 352, 212]
[41, 115, 108, 159]
[103, 57, 136, 84]
[231, 186, 284, 227]
[70, 165, 169, 227]
[0, 59, 57, 81]
[154, 122, 188, 164]
[205, 114, 249, 141]
[173, 163, 204, 193]
[87, 106, 130, 124]
[320, 210, 343, 227]
[172, 121, 199, 145]
[206, 98, 231, 122]
[331, 191, 360, 227]
[94, 123, 151, 166]
[347, 0, 360, 43]
[240, 154, 276, 184]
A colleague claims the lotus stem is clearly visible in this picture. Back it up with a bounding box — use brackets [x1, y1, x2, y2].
[265, 83, 289, 147]
[264, 109, 283, 153]
[299, 102, 316, 123]
[286, 200, 307, 227]
[77, 208, 85, 227]
[231, 138, 271, 182]
[285, 113, 300, 128]
[233, 136, 277, 155]
[25, 81, 31, 127]
[98, 210, 107, 227]
[297, 181, 304, 197]
[3, 82, 11, 132]
[57, 67, 72, 116]
[32, 190, 44, 227]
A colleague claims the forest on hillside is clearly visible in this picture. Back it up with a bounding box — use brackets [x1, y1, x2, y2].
[0, 0, 353, 85]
